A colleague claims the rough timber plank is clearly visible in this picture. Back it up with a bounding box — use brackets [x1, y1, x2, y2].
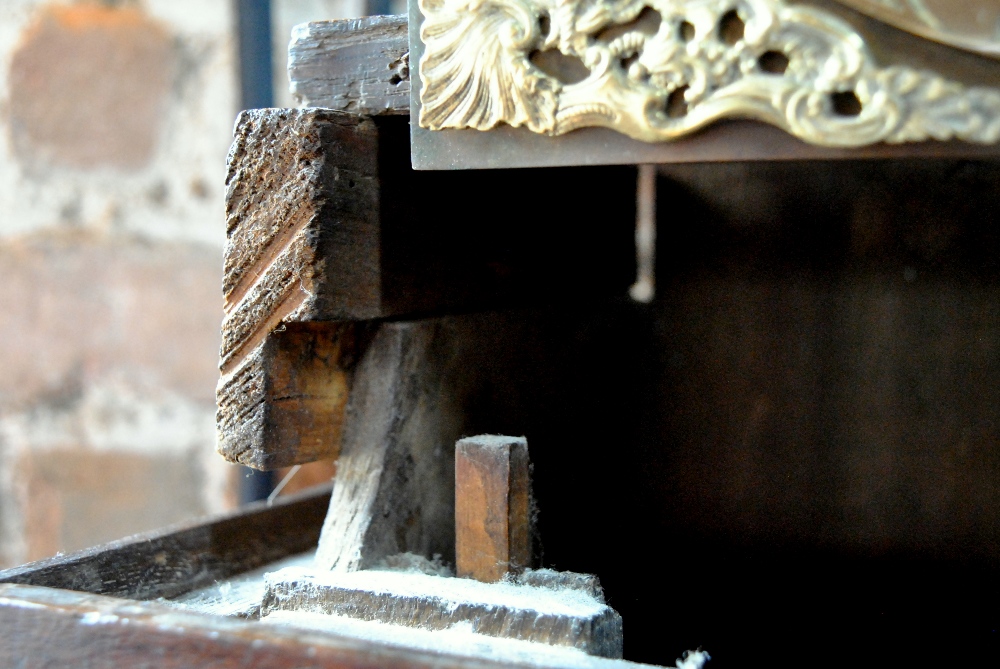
[219, 108, 381, 470]
[289, 15, 409, 113]
[455, 436, 531, 582]
[0, 584, 649, 669]
[222, 109, 634, 348]
[0, 485, 331, 601]
[260, 567, 624, 658]
[218, 108, 635, 470]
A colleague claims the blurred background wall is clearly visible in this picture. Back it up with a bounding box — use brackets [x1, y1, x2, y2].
[0, 0, 381, 569]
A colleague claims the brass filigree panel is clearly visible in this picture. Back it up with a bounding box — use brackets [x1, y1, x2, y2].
[417, 0, 1000, 147]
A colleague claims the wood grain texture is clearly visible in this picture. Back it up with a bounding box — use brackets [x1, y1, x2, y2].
[315, 321, 455, 572]
[455, 435, 531, 582]
[224, 110, 635, 333]
[289, 15, 409, 114]
[222, 109, 381, 373]
[0, 484, 331, 601]
[0, 583, 635, 669]
[219, 108, 380, 470]
[218, 108, 636, 469]
[217, 323, 357, 469]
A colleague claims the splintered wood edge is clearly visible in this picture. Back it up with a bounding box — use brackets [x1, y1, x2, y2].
[220, 108, 378, 373]
[217, 108, 382, 469]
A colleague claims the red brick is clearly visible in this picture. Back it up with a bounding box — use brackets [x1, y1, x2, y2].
[0, 230, 222, 407]
[8, 5, 174, 169]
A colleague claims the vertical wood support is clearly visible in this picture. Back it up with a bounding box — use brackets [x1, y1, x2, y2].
[455, 435, 531, 582]
[315, 321, 457, 572]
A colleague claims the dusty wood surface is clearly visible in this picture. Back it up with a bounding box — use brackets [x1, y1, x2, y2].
[289, 15, 409, 113]
[169, 552, 316, 620]
[219, 108, 635, 470]
[260, 567, 623, 658]
[0, 484, 330, 601]
[455, 435, 531, 582]
[0, 583, 638, 669]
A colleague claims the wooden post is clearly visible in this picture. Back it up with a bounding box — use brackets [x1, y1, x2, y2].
[455, 435, 531, 582]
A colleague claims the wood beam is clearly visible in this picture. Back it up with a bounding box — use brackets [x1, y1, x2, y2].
[0, 582, 625, 669]
[218, 107, 635, 470]
[289, 14, 409, 114]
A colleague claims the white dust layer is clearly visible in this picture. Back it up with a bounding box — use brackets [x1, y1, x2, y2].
[260, 609, 655, 669]
[265, 565, 609, 618]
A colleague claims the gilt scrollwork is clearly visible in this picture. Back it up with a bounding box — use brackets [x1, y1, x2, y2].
[417, 0, 1000, 147]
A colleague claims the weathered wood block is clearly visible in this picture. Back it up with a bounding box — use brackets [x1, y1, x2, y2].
[289, 15, 409, 114]
[218, 107, 635, 470]
[221, 110, 382, 368]
[217, 322, 355, 470]
[218, 108, 381, 469]
[455, 435, 531, 582]
[260, 567, 624, 658]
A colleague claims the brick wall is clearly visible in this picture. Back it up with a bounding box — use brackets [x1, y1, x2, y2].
[0, 0, 239, 567]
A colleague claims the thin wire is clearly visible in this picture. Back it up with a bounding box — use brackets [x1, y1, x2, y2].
[629, 164, 656, 303]
[267, 464, 301, 506]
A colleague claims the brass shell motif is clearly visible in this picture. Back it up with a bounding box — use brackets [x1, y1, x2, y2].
[417, 0, 1000, 147]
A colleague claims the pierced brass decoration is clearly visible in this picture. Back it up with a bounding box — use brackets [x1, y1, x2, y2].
[417, 0, 1000, 147]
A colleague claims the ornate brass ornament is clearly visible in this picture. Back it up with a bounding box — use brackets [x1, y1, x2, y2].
[417, 0, 1000, 147]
